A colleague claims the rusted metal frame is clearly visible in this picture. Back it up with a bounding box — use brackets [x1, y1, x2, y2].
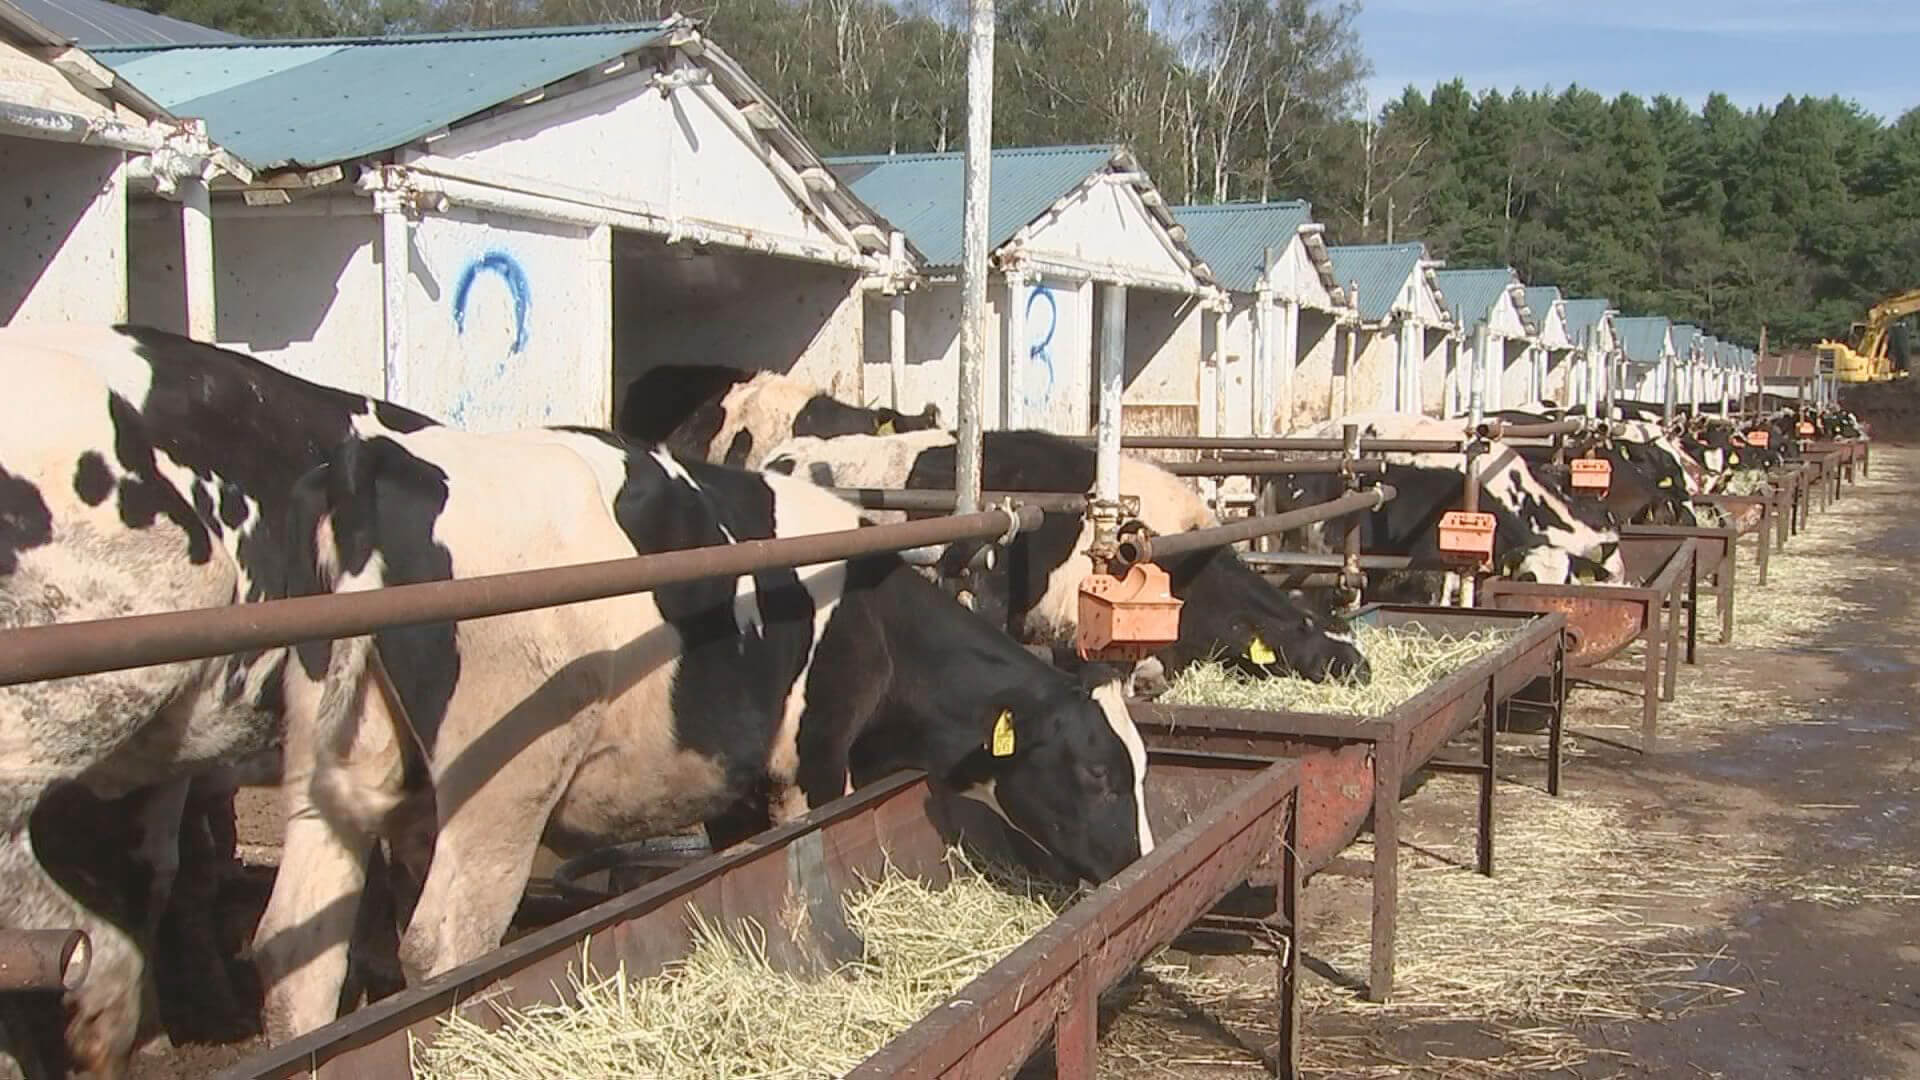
[1478, 673, 1498, 876]
[846, 757, 1304, 1078]
[829, 487, 1091, 513]
[1243, 552, 1417, 571]
[0, 929, 89, 992]
[219, 768, 938, 1080]
[1693, 495, 1771, 587]
[1274, 791, 1302, 1078]
[0, 505, 1043, 688]
[1625, 525, 1736, 646]
[1475, 417, 1587, 440]
[1119, 486, 1396, 564]
[1062, 434, 1465, 453]
[1366, 734, 1400, 1003]
[1547, 633, 1567, 796]
[1133, 606, 1565, 1003]
[1160, 459, 1388, 477]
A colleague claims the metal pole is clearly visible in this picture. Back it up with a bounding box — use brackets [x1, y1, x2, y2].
[1091, 283, 1128, 564]
[0, 929, 90, 991]
[179, 174, 216, 343]
[1340, 423, 1363, 608]
[374, 185, 410, 405]
[0, 506, 1043, 688]
[1468, 326, 1487, 429]
[955, 0, 995, 516]
[1662, 346, 1676, 423]
[888, 231, 908, 411]
[1119, 486, 1395, 563]
[1002, 267, 1026, 428]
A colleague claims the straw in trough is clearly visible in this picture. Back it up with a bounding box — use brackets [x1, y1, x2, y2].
[1159, 625, 1515, 717]
[411, 849, 1070, 1080]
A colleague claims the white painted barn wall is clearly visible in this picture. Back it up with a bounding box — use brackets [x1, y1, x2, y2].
[404, 208, 609, 431]
[1021, 180, 1193, 285]
[1346, 326, 1397, 413]
[417, 68, 848, 258]
[0, 138, 127, 324]
[1422, 329, 1453, 416]
[1122, 289, 1204, 435]
[177, 209, 387, 400]
[1288, 310, 1340, 429]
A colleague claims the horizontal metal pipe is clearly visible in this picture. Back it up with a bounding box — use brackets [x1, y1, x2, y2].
[1122, 486, 1395, 563]
[1248, 570, 1345, 589]
[0, 930, 89, 992]
[1241, 552, 1417, 570]
[1059, 434, 1466, 453]
[829, 488, 1090, 513]
[1478, 418, 1586, 439]
[0, 507, 1042, 688]
[1160, 459, 1388, 478]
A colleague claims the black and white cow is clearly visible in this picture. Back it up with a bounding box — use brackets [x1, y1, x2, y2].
[617, 364, 942, 469]
[252, 426, 1152, 1042]
[761, 429, 1370, 688]
[1285, 413, 1627, 599]
[0, 324, 438, 1077]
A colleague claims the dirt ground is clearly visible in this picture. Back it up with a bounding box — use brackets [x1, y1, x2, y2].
[126, 444, 1919, 1079]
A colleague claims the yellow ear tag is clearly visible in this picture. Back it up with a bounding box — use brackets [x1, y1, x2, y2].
[1246, 634, 1277, 665]
[990, 710, 1016, 757]
[876, 419, 895, 436]
[1657, 476, 1673, 488]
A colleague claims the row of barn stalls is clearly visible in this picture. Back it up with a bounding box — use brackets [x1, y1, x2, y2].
[2, 0, 1764, 463]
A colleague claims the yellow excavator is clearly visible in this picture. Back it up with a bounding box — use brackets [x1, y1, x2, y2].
[1817, 288, 1920, 382]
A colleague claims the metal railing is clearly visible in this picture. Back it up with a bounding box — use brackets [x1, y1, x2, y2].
[0, 506, 1044, 687]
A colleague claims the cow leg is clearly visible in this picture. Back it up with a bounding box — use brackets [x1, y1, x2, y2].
[0, 791, 141, 1079]
[394, 697, 598, 986]
[254, 645, 405, 1045]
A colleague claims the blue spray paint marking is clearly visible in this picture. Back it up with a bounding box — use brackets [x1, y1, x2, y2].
[452, 251, 531, 354]
[1024, 285, 1058, 411]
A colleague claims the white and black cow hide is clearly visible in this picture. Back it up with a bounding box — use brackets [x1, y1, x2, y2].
[252, 425, 1152, 1043]
[616, 364, 941, 469]
[0, 324, 436, 1078]
[761, 429, 1370, 687]
[1287, 413, 1627, 593]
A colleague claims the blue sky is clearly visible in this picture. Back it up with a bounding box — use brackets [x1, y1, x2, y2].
[1355, 0, 1920, 121]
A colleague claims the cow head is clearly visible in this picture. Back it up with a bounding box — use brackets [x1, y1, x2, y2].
[872, 403, 942, 436]
[1159, 547, 1372, 685]
[946, 665, 1152, 885]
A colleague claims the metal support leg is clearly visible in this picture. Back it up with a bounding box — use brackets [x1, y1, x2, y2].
[1547, 636, 1566, 797]
[1055, 967, 1096, 1076]
[1663, 572, 1685, 702]
[1641, 607, 1661, 754]
[1477, 676, 1497, 877]
[1717, 545, 1735, 645]
[1367, 737, 1401, 1002]
[1274, 801, 1301, 1079]
[1684, 550, 1700, 666]
[1756, 501, 1771, 586]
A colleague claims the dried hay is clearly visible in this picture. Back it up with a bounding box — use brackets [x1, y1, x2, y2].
[1160, 625, 1516, 717]
[410, 850, 1070, 1079]
[1723, 468, 1772, 496]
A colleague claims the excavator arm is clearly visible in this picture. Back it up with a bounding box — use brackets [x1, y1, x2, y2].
[1857, 288, 1920, 365]
[1822, 287, 1920, 382]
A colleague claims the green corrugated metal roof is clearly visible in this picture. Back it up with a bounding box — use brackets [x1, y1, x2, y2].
[92, 22, 678, 170]
[1169, 201, 1313, 293]
[1670, 323, 1701, 358]
[827, 145, 1119, 271]
[1432, 268, 1521, 336]
[1615, 316, 1672, 365]
[1521, 286, 1562, 326]
[1327, 243, 1427, 322]
[1559, 298, 1612, 343]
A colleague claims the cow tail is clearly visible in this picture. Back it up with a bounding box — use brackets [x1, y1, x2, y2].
[305, 438, 409, 839]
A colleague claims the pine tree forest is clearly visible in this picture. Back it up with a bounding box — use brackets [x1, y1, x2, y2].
[134, 0, 1920, 348]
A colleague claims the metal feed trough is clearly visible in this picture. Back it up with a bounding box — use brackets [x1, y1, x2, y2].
[1480, 532, 1700, 754]
[1129, 604, 1567, 1004]
[1692, 493, 1777, 585]
[219, 752, 1310, 1080]
[1622, 522, 1739, 645]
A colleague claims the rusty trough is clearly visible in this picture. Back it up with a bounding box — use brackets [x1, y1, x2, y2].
[1129, 604, 1568, 1003]
[1622, 522, 1738, 645]
[1692, 493, 1775, 585]
[219, 753, 1307, 1080]
[1480, 533, 1698, 753]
